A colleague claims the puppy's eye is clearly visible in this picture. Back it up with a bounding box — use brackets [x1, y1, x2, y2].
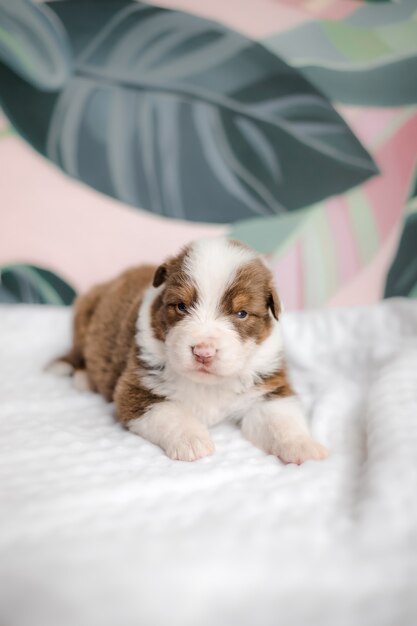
[177, 302, 187, 313]
[236, 310, 248, 319]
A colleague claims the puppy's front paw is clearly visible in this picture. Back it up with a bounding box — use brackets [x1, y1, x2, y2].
[276, 436, 328, 465]
[166, 433, 215, 462]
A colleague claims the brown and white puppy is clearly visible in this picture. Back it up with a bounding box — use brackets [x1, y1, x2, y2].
[50, 238, 328, 464]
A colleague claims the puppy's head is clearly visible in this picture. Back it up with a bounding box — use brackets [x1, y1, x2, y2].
[151, 238, 280, 382]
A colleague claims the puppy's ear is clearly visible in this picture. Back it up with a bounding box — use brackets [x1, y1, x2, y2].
[267, 284, 281, 320]
[153, 264, 168, 288]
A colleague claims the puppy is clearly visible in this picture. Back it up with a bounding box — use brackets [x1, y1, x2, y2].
[50, 238, 328, 464]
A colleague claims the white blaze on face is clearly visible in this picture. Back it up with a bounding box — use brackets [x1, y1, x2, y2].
[164, 238, 261, 380]
[185, 238, 256, 323]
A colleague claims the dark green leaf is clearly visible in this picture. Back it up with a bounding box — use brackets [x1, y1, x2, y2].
[0, 0, 72, 91]
[384, 212, 417, 298]
[409, 175, 417, 200]
[265, 13, 417, 107]
[0, 1, 377, 223]
[0, 265, 76, 305]
[300, 56, 417, 107]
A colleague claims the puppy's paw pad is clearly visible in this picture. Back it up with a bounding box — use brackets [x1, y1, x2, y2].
[167, 435, 215, 462]
[278, 437, 328, 465]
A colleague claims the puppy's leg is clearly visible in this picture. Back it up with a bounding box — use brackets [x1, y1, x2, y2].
[241, 396, 328, 465]
[129, 402, 215, 462]
[114, 366, 214, 461]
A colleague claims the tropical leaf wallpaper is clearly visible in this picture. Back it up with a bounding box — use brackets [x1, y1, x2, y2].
[1, 1, 377, 222]
[0, 0, 416, 308]
[0, 265, 76, 305]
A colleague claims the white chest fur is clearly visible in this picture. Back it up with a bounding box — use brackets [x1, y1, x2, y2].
[142, 367, 261, 427]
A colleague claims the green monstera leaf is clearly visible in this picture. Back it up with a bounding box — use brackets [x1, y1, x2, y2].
[0, 265, 76, 305]
[0, 1, 377, 223]
[0, 0, 71, 91]
[384, 208, 417, 299]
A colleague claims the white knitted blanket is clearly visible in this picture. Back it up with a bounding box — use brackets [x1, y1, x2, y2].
[1, 300, 417, 626]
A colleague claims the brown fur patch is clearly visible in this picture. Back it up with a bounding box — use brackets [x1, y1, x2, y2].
[164, 281, 197, 321]
[56, 246, 198, 421]
[152, 246, 190, 290]
[114, 345, 163, 424]
[150, 246, 197, 341]
[259, 366, 294, 398]
[58, 265, 156, 402]
[220, 259, 281, 344]
[151, 293, 166, 342]
[52, 282, 108, 373]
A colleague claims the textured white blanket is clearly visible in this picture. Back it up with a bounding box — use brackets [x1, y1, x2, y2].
[1, 300, 417, 626]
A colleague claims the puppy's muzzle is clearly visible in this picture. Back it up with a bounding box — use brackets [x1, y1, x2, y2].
[192, 342, 217, 365]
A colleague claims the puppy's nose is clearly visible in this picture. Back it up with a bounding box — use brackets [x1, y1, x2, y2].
[192, 342, 217, 364]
